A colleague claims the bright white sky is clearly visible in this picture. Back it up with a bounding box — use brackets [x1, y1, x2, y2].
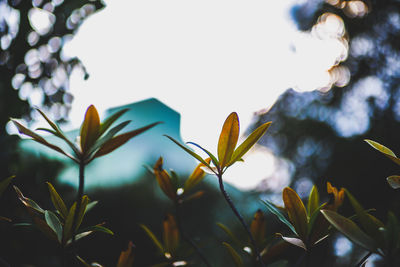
[61, 0, 344, 190]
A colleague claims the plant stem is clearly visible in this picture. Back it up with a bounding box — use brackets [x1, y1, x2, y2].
[175, 200, 212, 267]
[217, 173, 265, 267]
[355, 252, 372, 267]
[71, 161, 85, 246]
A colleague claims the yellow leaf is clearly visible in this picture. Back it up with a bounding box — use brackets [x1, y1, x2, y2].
[283, 187, 308, 241]
[184, 158, 211, 192]
[80, 105, 100, 154]
[218, 112, 239, 169]
[46, 182, 68, 219]
[153, 158, 176, 200]
[250, 209, 266, 247]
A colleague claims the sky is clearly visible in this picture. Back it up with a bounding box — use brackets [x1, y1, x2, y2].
[61, 0, 346, 190]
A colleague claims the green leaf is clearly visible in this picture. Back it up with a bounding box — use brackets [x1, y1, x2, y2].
[218, 112, 239, 169]
[35, 108, 81, 156]
[93, 122, 161, 159]
[33, 217, 59, 242]
[75, 195, 89, 231]
[45, 210, 63, 242]
[222, 242, 243, 267]
[85, 200, 98, 213]
[321, 210, 377, 253]
[80, 105, 100, 153]
[307, 202, 328, 238]
[383, 212, 400, 253]
[11, 120, 78, 162]
[85, 224, 114, 235]
[387, 176, 400, 189]
[365, 139, 400, 166]
[140, 224, 164, 254]
[307, 185, 319, 218]
[63, 202, 77, 245]
[14, 186, 45, 214]
[262, 200, 296, 235]
[88, 120, 131, 156]
[283, 187, 308, 241]
[0, 175, 15, 196]
[345, 189, 384, 246]
[228, 121, 271, 167]
[187, 142, 219, 171]
[164, 135, 213, 170]
[277, 233, 307, 251]
[46, 182, 68, 219]
[99, 108, 129, 136]
[216, 222, 242, 247]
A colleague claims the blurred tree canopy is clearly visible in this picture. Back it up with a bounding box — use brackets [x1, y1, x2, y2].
[0, 0, 104, 175]
[256, 0, 400, 218]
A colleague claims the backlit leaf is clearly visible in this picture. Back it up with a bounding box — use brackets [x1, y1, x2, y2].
[365, 139, 400, 166]
[321, 210, 377, 253]
[222, 242, 243, 267]
[184, 158, 211, 192]
[164, 135, 213, 170]
[387, 176, 400, 189]
[0, 175, 14, 196]
[153, 157, 176, 200]
[218, 112, 239, 169]
[93, 122, 161, 159]
[262, 200, 296, 235]
[283, 187, 308, 241]
[277, 234, 307, 251]
[46, 182, 68, 219]
[228, 121, 271, 167]
[140, 224, 164, 254]
[83, 224, 114, 235]
[307, 185, 319, 218]
[80, 105, 100, 153]
[187, 142, 219, 172]
[99, 108, 129, 136]
[45, 210, 63, 242]
[250, 209, 266, 246]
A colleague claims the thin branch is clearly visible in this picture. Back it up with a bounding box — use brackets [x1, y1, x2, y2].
[217, 173, 265, 267]
[71, 161, 85, 246]
[355, 252, 372, 267]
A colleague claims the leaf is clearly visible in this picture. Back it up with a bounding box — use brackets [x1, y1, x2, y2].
[163, 214, 179, 255]
[320, 210, 377, 253]
[140, 224, 164, 254]
[0, 175, 15, 196]
[262, 200, 296, 235]
[345, 189, 384, 246]
[382, 211, 400, 253]
[117, 241, 135, 267]
[11, 120, 78, 162]
[83, 224, 114, 235]
[99, 108, 129, 137]
[187, 142, 219, 172]
[88, 120, 131, 156]
[153, 157, 176, 200]
[387, 176, 400, 189]
[63, 202, 77, 245]
[14, 186, 45, 214]
[365, 139, 400, 166]
[80, 105, 100, 153]
[86, 200, 98, 213]
[216, 222, 242, 247]
[45, 210, 63, 243]
[75, 195, 89, 231]
[46, 182, 68, 219]
[93, 122, 161, 159]
[307, 185, 319, 218]
[0, 216, 11, 222]
[35, 108, 81, 156]
[218, 112, 240, 169]
[228, 121, 272, 167]
[184, 158, 211, 192]
[222, 242, 243, 267]
[250, 209, 266, 246]
[164, 135, 213, 170]
[277, 234, 307, 251]
[282, 187, 308, 241]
